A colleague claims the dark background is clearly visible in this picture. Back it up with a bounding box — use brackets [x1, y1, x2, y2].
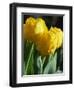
[23, 14, 63, 30]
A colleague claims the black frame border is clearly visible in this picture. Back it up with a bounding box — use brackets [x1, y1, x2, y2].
[10, 3, 72, 87]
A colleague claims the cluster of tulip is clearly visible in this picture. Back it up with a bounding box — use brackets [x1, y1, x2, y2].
[23, 17, 63, 55]
[23, 17, 63, 75]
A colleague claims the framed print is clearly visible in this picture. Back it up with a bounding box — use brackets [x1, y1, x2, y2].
[10, 3, 72, 87]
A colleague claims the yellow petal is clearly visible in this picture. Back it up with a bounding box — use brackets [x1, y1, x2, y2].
[24, 17, 36, 41]
[49, 27, 63, 48]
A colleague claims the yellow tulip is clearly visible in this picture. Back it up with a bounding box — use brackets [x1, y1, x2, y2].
[36, 27, 63, 55]
[36, 29, 57, 55]
[49, 27, 63, 48]
[24, 17, 48, 42]
[23, 17, 36, 41]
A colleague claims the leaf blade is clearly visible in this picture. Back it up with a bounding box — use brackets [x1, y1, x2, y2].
[43, 52, 57, 74]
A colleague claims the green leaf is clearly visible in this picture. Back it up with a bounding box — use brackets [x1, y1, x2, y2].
[57, 47, 63, 71]
[43, 52, 57, 74]
[24, 41, 33, 64]
[25, 43, 34, 75]
[37, 56, 43, 74]
[33, 49, 38, 74]
[22, 61, 25, 75]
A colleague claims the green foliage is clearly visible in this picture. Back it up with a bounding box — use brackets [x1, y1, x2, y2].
[23, 42, 63, 75]
[24, 41, 34, 75]
[43, 52, 57, 74]
[37, 56, 43, 74]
